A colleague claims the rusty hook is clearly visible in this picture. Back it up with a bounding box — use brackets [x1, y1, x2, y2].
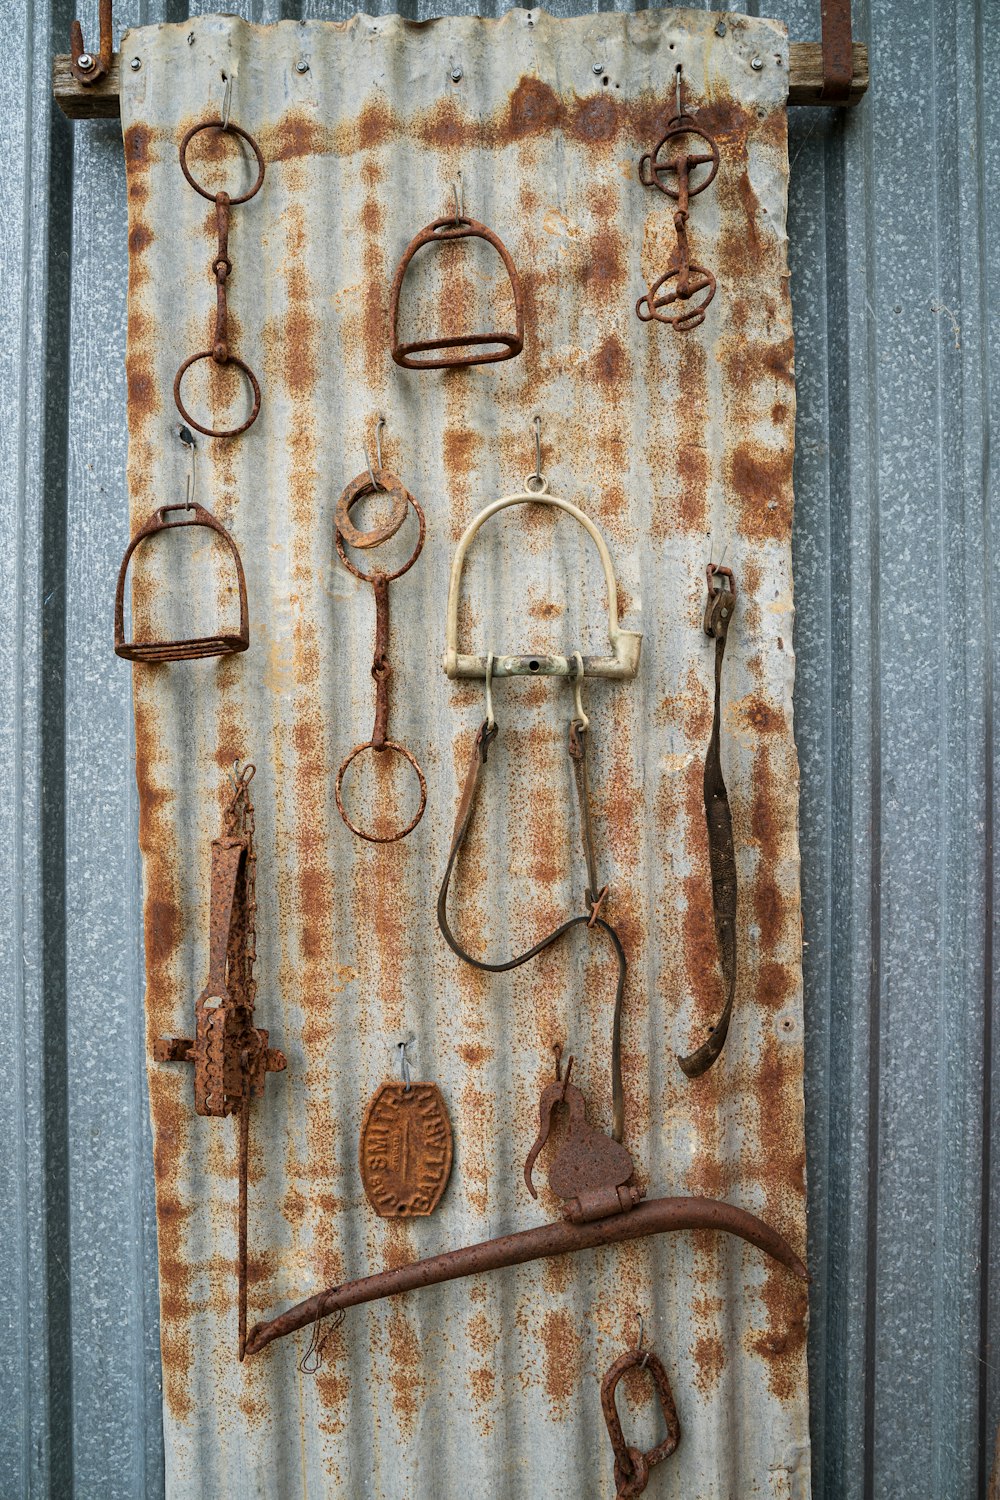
[70, 0, 113, 86]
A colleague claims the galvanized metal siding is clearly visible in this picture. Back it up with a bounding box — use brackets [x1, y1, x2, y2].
[0, 4, 995, 1500]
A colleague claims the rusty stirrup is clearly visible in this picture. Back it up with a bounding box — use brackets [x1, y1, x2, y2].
[114, 501, 249, 662]
[152, 763, 285, 1359]
[390, 178, 524, 370]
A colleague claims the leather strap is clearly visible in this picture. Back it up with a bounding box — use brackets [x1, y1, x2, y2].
[438, 718, 626, 1141]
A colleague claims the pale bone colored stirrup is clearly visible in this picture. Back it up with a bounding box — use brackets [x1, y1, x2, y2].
[443, 477, 642, 681]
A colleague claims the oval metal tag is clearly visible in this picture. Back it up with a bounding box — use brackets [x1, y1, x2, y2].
[359, 1081, 453, 1217]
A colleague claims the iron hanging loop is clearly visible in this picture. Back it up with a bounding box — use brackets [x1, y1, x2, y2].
[70, 0, 113, 86]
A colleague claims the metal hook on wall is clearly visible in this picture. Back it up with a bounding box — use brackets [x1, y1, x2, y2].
[70, 0, 113, 86]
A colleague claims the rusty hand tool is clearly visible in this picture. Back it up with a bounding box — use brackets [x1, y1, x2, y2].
[152, 764, 285, 1359]
[678, 564, 737, 1076]
[174, 86, 265, 439]
[601, 1331, 681, 1499]
[243, 1068, 806, 1360]
[390, 178, 524, 369]
[334, 430, 427, 842]
[636, 66, 719, 332]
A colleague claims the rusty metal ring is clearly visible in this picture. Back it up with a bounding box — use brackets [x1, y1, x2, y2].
[601, 1346, 681, 1497]
[638, 120, 719, 199]
[335, 490, 425, 583]
[179, 120, 266, 204]
[334, 470, 410, 550]
[335, 740, 428, 843]
[174, 350, 262, 439]
[635, 266, 716, 332]
[613, 1448, 649, 1500]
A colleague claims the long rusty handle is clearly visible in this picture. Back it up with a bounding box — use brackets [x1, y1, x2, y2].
[244, 1195, 807, 1357]
[370, 573, 391, 750]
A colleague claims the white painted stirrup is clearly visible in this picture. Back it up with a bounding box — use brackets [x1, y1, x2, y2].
[443, 477, 642, 681]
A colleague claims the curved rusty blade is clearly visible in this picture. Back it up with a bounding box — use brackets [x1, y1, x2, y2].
[244, 1194, 807, 1358]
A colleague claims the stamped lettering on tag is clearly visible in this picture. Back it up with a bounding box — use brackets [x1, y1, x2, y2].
[359, 1081, 453, 1217]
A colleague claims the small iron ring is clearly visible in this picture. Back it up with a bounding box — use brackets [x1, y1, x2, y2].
[334, 470, 410, 550]
[179, 120, 265, 204]
[174, 350, 262, 438]
[336, 490, 426, 583]
[638, 123, 719, 199]
[335, 740, 428, 843]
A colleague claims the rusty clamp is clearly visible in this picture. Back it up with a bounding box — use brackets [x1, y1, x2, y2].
[443, 480, 641, 682]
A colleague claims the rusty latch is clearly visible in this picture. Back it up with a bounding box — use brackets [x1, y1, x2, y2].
[524, 1057, 643, 1224]
[69, 0, 112, 86]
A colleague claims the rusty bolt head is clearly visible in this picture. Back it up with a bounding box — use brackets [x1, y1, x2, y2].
[130, 57, 141, 70]
[76, 53, 94, 70]
[751, 55, 764, 70]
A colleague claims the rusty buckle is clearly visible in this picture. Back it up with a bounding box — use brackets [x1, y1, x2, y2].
[601, 1343, 681, 1498]
[174, 113, 265, 438]
[114, 502, 249, 662]
[390, 182, 524, 369]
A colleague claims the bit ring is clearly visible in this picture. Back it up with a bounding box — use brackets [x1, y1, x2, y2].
[179, 120, 265, 204]
[334, 470, 410, 551]
[335, 740, 428, 843]
[174, 350, 262, 439]
[335, 490, 426, 582]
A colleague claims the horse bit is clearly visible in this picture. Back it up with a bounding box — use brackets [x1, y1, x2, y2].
[437, 422, 642, 1140]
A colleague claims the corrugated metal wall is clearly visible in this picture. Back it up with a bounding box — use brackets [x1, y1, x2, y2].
[1, 0, 995, 1498]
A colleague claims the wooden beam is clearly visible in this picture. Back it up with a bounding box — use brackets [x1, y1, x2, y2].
[53, 42, 868, 121]
[786, 41, 869, 105]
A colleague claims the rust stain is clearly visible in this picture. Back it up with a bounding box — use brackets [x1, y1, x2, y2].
[539, 1307, 583, 1411]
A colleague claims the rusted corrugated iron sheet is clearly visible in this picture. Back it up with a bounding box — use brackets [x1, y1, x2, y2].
[120, 9, 806, 1495]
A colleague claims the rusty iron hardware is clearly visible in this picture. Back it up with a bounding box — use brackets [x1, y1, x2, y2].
[524, 1056, 642, 1223]
[679, 564, 737, 1076]
[636, 66, 718, 332]
[820, 0, 854, 102]
[359, 1039, 453, 1217]
[444, 466, 642, 684]
[439, 425, 638, 1139]
[114, 502, 249, 662]
[601, 1327, 681, 1499]
[152, 763, 285, 1359]
[69, 0, 112, 85]
[243, 1066, 807, 1360]
[334, 426, 427, 842]
[174, 87, 265, 439]
[390, 179, 524, 369]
